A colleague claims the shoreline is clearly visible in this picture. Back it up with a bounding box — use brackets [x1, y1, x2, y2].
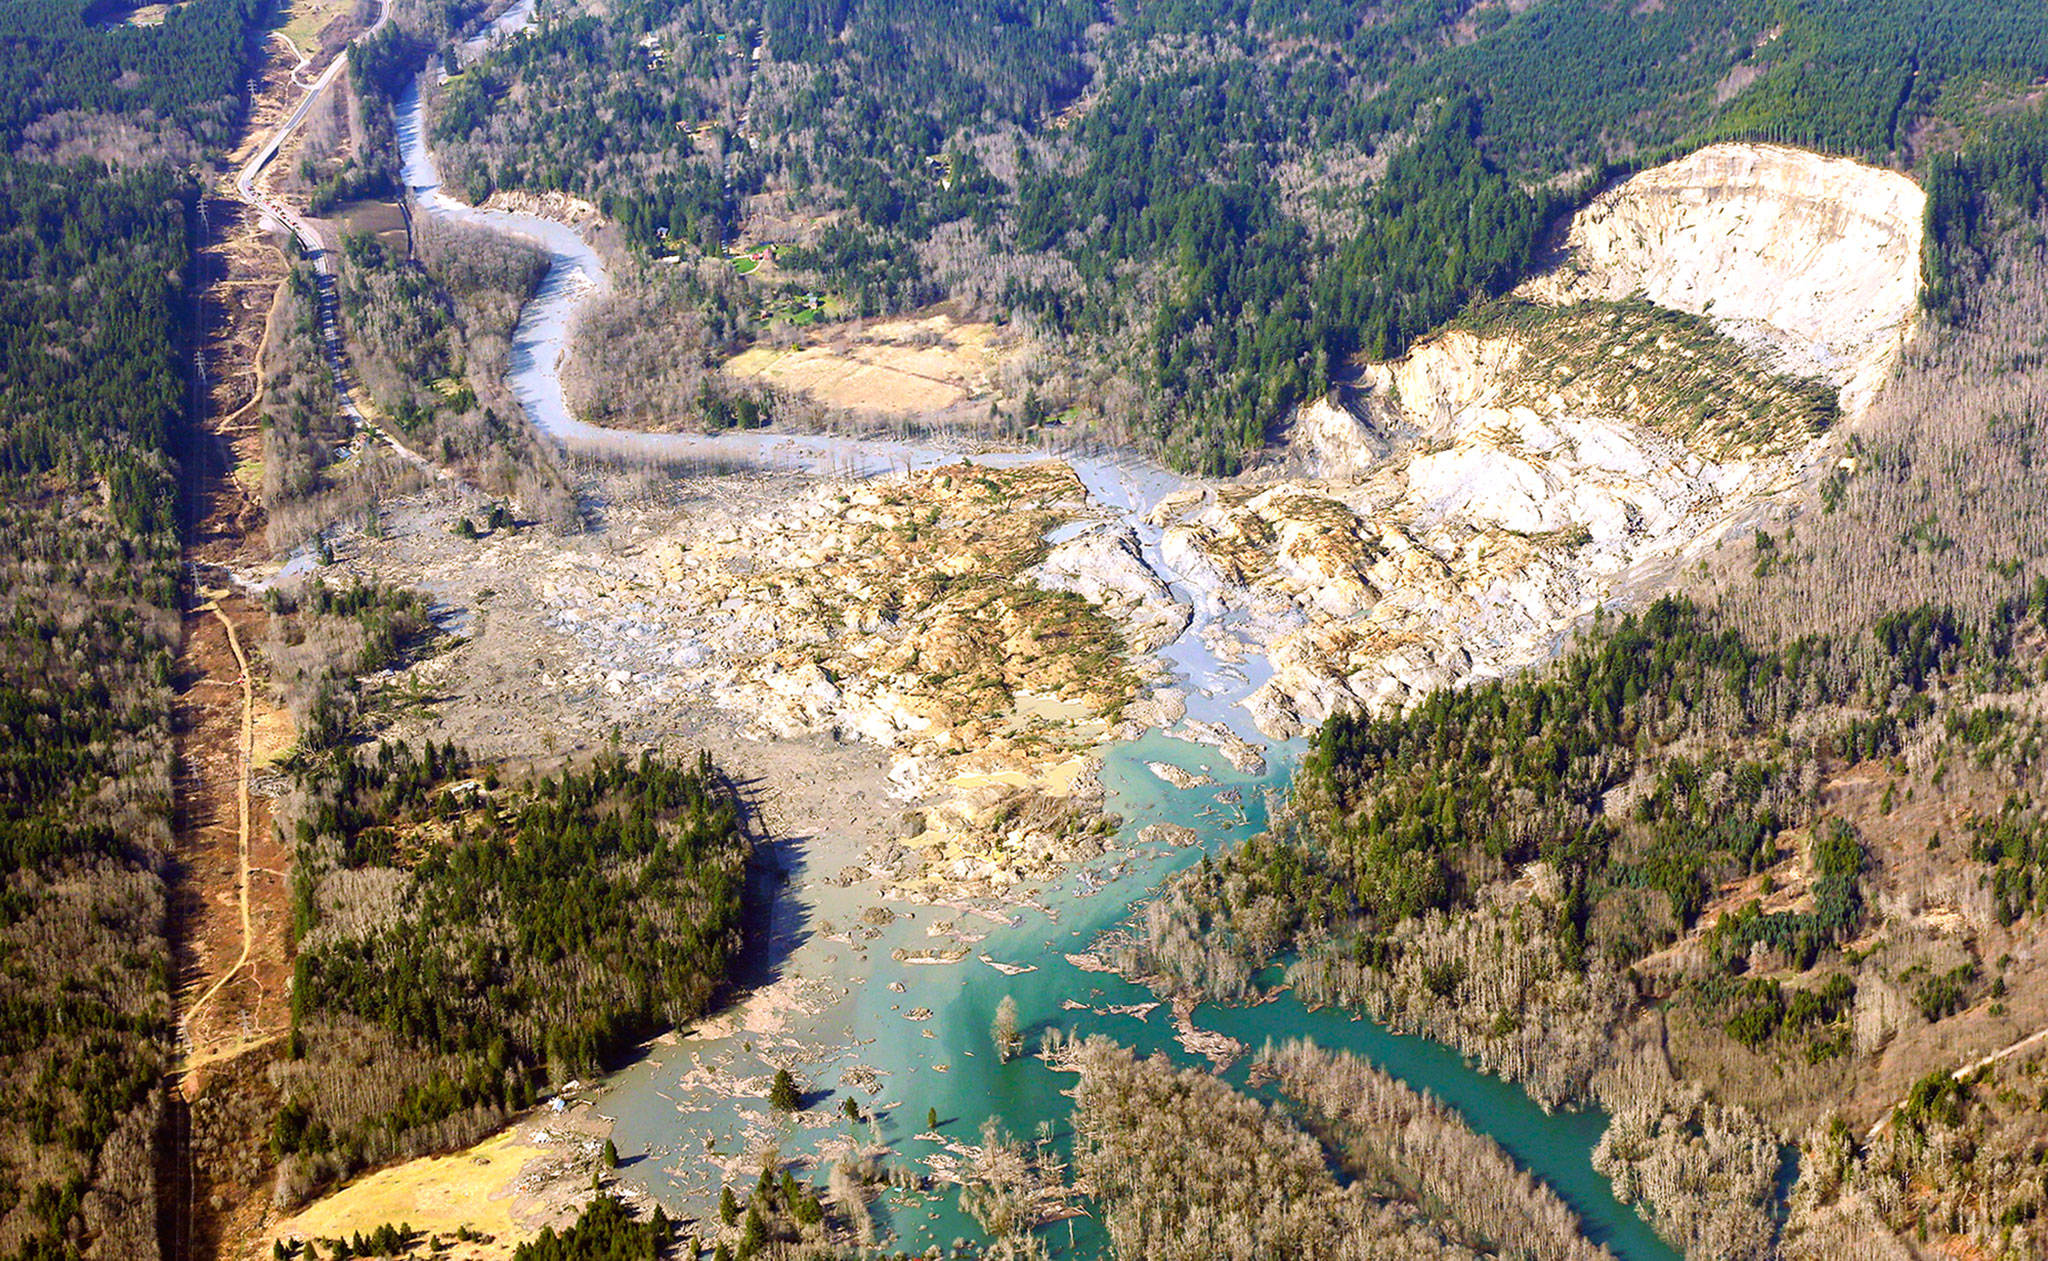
[258, 8, 1755, 1255]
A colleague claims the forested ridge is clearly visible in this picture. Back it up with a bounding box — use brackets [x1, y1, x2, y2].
[0, 0, 263, 154]
[1119, 187, 2048, 1255]
[0, 157, 194, 1259]
[0, 0, 282, 1251]
[423, 0, 2048, 469]
[0, 29, 250, 1236]
[262, 607, 750, 1207]
[1126, 588, 2048, 1255]
[1128, 591, 1963, 1021]
[289, 744, 746, 1077]
[1922, 104, 2048, 323]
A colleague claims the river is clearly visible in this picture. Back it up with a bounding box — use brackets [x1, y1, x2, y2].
[392, 26, 1678, 1257]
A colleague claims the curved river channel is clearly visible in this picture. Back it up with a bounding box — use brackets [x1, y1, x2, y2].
[391, 19, 1680, 1255]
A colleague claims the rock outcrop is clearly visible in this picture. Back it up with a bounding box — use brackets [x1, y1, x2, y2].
[1029, 525, 1192, 653]
[1286, 393, 1396, 480]
[632, 462, 1150, 766]
[428, 147, 1928, 870]
[518, 461, 1182, 802]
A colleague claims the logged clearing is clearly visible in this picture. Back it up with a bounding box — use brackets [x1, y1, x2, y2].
[270, 1103, 617, 1259]
[279, 0, 369, 60]
[112, 2, 176, 26]
[173, 592, 295, 1085]
[724, 312, 1015, 416]
[177, 25, 304, 1073]
[169, 20, 320, 1259]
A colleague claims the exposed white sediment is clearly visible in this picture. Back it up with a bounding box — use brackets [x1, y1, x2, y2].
[1518, 142, 1925, 416]
[1224, 142, 1926, 736]
[399, 47, 1921, 753]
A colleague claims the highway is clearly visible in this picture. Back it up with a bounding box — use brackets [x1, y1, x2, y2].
[232, 0, 445, 481]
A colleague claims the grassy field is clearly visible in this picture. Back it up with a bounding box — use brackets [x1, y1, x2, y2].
[331, 198, 409, 251]
[723, 312, 1010, 415]
[271, 1127, 529, 1256]
[231, 454, 264, 493]
[278, 0, 361, 56]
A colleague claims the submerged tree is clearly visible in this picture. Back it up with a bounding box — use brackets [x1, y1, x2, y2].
[992, 995, 1022, 1063]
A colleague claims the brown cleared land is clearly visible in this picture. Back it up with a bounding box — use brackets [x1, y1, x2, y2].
[279, 0, 369, 62]
[1631, 750, 2048, 1138]
[331, 196, 412, 254]
[168, 19, 322, 1260]
[724, 311, 1019, 416]
[175, 596, 294, 1083]
[266, 1103, 618, 1261]
[170, 498, 297, 1259]
[186, 21, 324, 563]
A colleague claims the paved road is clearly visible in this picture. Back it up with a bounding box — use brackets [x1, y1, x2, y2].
[233, 0, 446, 481]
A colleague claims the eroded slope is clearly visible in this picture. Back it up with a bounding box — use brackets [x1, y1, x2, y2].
[1521, 142, 1925, 414]
[1216, 143, 1925, 736]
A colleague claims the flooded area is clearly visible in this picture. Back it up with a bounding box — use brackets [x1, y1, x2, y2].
[392, 28, 1676, 1255]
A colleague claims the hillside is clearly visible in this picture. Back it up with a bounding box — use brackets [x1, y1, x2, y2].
[0, 155, 193, 1261]
[0, 0, 273, 1235]
[12, 0, 2048, 1257]
[1124, 158, 2048, 1255]
[1519, 143, 1926, 413]
[1133, 141, 1917, 741]
[421, 0, 2048, 469]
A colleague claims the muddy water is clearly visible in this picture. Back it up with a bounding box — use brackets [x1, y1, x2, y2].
[394, 41, 1675, 1257]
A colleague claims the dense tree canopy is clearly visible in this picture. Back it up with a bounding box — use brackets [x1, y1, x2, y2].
[511, 1196, 672, 1261]
[428, 0, 2048, 469]
[0, 0, 263, 146]
[272, 739, 749, 1199]
[0, 156, 195, 1260]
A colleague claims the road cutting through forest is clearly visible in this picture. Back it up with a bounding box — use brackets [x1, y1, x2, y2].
[177, 600, 259, 1077]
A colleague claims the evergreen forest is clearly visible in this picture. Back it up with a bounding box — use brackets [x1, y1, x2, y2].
[428, 0, 2048, 469]
[0, 151, 199, 1261]
[0, 1, 282, 1254]
[10, 0, 2048, 1256]
[268, 707, 749, 1203]
[1124, 186, 2048, 1253]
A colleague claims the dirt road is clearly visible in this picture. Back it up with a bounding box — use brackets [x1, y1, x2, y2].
[177, 601, 265, 1070]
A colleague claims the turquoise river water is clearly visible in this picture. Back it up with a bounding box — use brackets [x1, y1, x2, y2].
[390, 11, 1683, 1251]
[598, 729, 1679, 1260]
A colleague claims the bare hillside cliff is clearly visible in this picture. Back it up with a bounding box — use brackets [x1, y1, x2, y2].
[1519, 142, 1925, 415]
[1220, 143, 1926, 737]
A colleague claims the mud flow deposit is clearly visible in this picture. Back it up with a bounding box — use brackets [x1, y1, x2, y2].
[302, 24, 1930, 1254]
